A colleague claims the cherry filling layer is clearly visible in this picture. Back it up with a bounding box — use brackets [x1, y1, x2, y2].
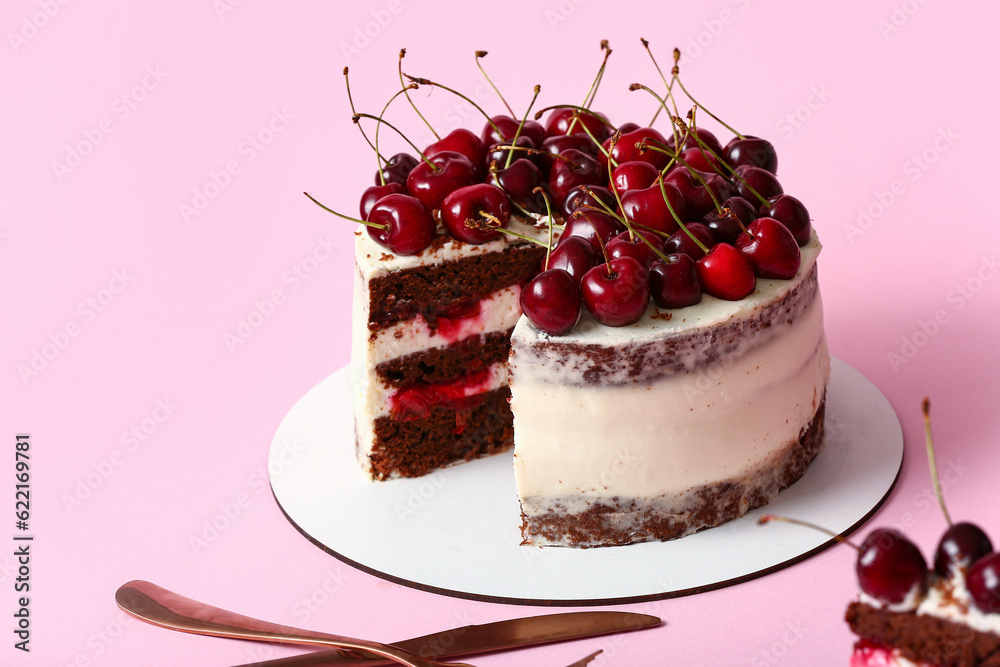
[850, 640, 927, 667]
[389, 368, 495, 424]
[429, 299, 482, 342]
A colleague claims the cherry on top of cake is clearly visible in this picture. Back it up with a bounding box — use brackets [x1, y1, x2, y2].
[760, 399, 1000, 617]
[305, 39, 816, 335]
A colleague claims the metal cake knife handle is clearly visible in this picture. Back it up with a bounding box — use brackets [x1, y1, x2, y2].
[115, 580, 473, 667]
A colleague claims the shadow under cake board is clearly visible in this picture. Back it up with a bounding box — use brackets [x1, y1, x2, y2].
[269, 357, 902, 607]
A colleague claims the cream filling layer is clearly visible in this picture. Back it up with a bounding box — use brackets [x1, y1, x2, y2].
[512, 292, 829, 502]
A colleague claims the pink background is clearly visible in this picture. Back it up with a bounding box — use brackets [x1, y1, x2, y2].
[5, 0, 1000, 664]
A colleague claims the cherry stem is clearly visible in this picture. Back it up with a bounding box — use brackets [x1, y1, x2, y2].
[343, 67, 387, 177]
[580, 191, 627, 224]
[355, 110, 438, 173]
[397, 49, 439, 141]
[671, 48, 744, 140]
[486, 225, 547, 247]
[506, 84, 541, 169]
[566, 39, 612, 135]
[656, 174, 708, 255]
[303, 192, 387, 230]
[594, 220, 614, 278]
[535, 104, 617, 129]
[371, 83, 423, 183]
[605, 131, 632, 241]
[475, 51, 515, 118]
[629, 79, 682, 156]
[534, 186, 556, 271]
[922, 398, 953, 527]
[494, 144, 581, 168]
[404, 74, 503, 138]
[638, 39, 682, 143]
[758, 514, 860, 551]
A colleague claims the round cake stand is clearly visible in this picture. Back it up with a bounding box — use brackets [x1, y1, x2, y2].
[268, 357, 902, 606]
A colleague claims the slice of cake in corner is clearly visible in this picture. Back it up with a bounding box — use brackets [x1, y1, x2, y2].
[510, 232, 830, 548]
[351, 216, 547, 480]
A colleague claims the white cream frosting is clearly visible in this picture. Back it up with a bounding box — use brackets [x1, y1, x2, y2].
[917, 572, 1000, 635]
[510, 232, 829, 516]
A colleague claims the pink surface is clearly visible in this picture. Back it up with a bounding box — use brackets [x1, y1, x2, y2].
[5, 1, 1000, 665]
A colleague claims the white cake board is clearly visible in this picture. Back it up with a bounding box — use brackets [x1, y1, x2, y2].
[269, 357, 902, 606]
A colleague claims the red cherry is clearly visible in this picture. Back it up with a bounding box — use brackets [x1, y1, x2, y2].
[856, 529, 928, 606]
[544, 108, 612, 141]
[607, 230, 664, 268]
[649, 253, 702, 309]
[762, 194, 812, 246]
[696, 243, 756, 300]
[425, 129, 486, 178]
[581, 257, 650, 326]
[664, 222, 716, 259]
[735, 165, 783, 203]
[724, 135, 778, 174]
[562, 185, 616, 218]
[366, 194, 437, 255]
[703, 196, 757, 245]
[540, 134, 599, 175]
[611, 161, 660, 197]
[667, 127, 723, 156]
[520, 269, 582, 336]
[548, 149, 603, 209]
[616, 122, 641, 135]
[482, 115, 546, 150]
[561, 209, 626, 250]
[360, 182, 404, 220]
[735, 217, 801, 279]
[405, 151, 476, 210]
[489, 158, 546, 213]
[620, 182, 687, 236]
[548, 236, 598, 283]
[376, 152, 419, 186]
[679, 146, 725, 174]
[967, 552, 1000, 614]
[440, 183, 510, 244]
[608, 127, 671, 170]
[935, 523, 994, 577]
[665, 168, 733, 218]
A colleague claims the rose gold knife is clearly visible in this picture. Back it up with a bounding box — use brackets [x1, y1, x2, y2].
[228, 611, 660, 667]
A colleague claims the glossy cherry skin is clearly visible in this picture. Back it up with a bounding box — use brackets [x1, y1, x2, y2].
[856, 529, 929, 606]
[482, 115, 546, 150]
[360, 182, 405, 220]
[485, 135, 538, 172]
[665, 168, 733, 218]
[616, 122, 641, 135]
[440, 183, 510, 244]
[696, 243, 756, 300]
[612, 161, 660, 197]
[581, 257, 650, 326]
[405, 151, 476, 210]
[548, 236, 598, 283]
[563, 184, 616, 218]
[377, 153, 419, 186]
[608, 127, 671, 171]
[679, 146, 725, 174]
[607, 230, 664, 268]
[425, 129, 486, 178]
[544, 108, 612, 141]
[520, 269, 581, 336]
[724, 135, 778, 174]
[735, 165, 783, 203]
[762, 194, 811, 246]
[365, 193, 436, 255]
[649, 253, 702, 309]
[489, 158, 545, 213]
[620, 182, 687, 236]
[548, 148, 604, 209]
[736, 217, 801, 279]
[968, 552, 1000, 614]
[561, 209, 626, 250]
[703, 196, 758, 245]
[540, 134, 600, 175]
[934, 523, 994, 577]
[667, 127, 724, 156]
[664, 222, 716, 259]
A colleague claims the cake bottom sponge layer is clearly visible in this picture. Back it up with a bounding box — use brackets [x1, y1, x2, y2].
[367, 387, 513, 480]
[519, 400, 825, 548]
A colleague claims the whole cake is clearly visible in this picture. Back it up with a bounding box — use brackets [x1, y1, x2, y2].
[313, 43, 829, 546]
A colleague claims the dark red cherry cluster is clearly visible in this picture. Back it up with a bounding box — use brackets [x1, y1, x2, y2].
[762, 400, 1000, 616]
